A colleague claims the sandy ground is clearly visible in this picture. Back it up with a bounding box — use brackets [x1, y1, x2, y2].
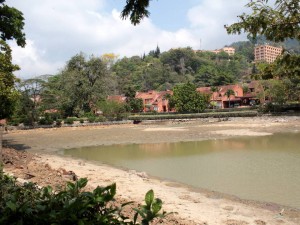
[3, 115, 300, 225]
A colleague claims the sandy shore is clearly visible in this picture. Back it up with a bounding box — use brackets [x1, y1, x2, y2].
[3, 116, 300, 224]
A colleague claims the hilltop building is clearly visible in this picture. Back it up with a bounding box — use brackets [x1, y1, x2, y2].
[197, 47, 235, 56]
[254, 45, 283, 63]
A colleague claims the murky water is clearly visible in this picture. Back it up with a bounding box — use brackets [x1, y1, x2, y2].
[62, 132, 300, 208]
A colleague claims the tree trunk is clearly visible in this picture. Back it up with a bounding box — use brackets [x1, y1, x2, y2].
[0, 126, 3, 163]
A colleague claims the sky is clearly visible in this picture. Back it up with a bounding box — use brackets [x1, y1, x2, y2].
[6, 0, 250, 79]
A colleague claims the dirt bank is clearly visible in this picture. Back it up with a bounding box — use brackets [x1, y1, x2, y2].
[3, 116, 300, 224]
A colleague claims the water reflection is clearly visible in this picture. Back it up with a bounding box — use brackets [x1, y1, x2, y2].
[62, 132, 300, 208]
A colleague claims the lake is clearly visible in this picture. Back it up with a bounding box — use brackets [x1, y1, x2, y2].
[61, 132, 300, 208]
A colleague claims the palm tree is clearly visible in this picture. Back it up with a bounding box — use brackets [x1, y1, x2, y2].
[210, 86, 220, 109]
[225, 89, 235, 108]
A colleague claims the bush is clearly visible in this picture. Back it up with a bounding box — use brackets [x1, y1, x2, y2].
[64, 117, 77, 124]
[88, 116, 96, 123]
[56, 119, 62, 127]
[0, 167, 170, 225]
[39, 117, 54, 125]
[95, 116, 107, 122]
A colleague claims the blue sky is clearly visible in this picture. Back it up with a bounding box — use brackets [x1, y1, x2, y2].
[6, 0, 250, 78]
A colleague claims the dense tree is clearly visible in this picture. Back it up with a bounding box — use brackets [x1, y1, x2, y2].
[0, 0, 25, 120]
[12, 78, 45, 126]
[0, 40, 19, 119]
[171, 82, 208, 113]
[42, 53, 111, 117]
[124, 86, 143, 112]
[0, 0, 25, 47]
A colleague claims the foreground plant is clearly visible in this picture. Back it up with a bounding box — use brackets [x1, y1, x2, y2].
[0, 167, 171, 224]
[133, 190, 172, 225]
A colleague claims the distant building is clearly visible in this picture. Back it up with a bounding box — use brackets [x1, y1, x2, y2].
[254, 45, 282, 63]
[197, 47, 235, 56]
[222, 47, 235, 55]
[135, 90, 173, 112]
[197, 84, 243, 109]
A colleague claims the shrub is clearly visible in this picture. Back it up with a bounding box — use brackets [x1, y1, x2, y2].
[65, 117, 76, 124]
[88, 116, 96, 123]
[95, 116, 107, 122]
[39, 117, 54, 125]
[0, 167, 170, 225]
[56, 119, 62, 127]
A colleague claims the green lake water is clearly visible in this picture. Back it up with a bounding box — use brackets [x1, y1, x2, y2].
[61, 132, 300, 208]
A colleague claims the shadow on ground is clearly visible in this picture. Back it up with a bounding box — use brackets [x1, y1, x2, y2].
[3, 138, 31, 151]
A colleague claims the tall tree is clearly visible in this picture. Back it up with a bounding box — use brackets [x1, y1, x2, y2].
[172, 82, 208, 113]
[0, 0, 25, 119]
[46, 53, 110, 117]
[0, 0, 25, 160]
[225, 89, 235, 108]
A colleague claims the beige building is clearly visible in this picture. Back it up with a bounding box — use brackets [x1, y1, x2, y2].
[196, 47, 235, 56]
[254, 45, 282, 63]
[222, 47, 235, 55]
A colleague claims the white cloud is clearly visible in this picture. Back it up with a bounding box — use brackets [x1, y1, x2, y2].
[187, 0, 249, 50]
[10, 40, 64, 79]
[6, 0, 250, 78]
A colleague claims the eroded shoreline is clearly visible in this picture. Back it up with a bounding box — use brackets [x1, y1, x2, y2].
[3, 116, 300, 224]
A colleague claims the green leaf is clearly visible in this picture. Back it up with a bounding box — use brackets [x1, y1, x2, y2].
[145, 189, 154, 207]
[134, 208, 146, 219]
[77, 178, 88, 189]
[7, 201, 17, 212]
[151, 198, 162, 215]
[133, 212, 139, 224]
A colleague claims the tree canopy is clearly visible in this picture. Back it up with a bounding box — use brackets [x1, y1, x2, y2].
[0, 0, 26, 47]
[225, 0, 300, 42]
[0, 0, 25, 119]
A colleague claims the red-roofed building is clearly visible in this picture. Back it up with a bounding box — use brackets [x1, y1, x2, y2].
[135, 90, 173, 112]
[197, 84, 244, 109]
[197, 82, 262, 109]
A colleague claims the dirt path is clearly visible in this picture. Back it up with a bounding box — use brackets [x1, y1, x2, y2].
[3, 116, 300, 224]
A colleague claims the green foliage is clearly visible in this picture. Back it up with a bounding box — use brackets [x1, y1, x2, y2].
[42, 53, 111, 118]
[98, 100, 127, 121]
[65, 117, 77, 125]
[12, 78, 45, 126]
[133, 190, 171, 225]
[0, 1, 26, 47]
[121, 0, 150, 25]
[38, 114, 54, 125]
[55, 119, 62, 127]
[226, 0, 300, 42]
[171, 82, 208, 113]
[0, 1, 25, 120]
[0, 40, 20, 119]
[0, 167, 170, 225]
